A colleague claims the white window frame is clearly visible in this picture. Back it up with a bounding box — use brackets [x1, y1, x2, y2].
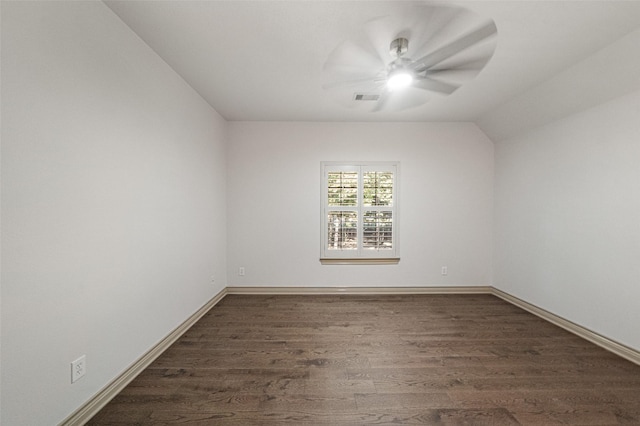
[321, 161, 399, 263]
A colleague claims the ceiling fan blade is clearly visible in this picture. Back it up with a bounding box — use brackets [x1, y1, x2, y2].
[413, 77, 460, 95]
[409, 5, 471, 58]
[363, 15, 402, 64]
[323, 39, 385, 75]
[322, 76, 385, 90]
[372, 91, 391, 112]
[428, 40, 496, 71]
[421, 69, 480, 87]
[373, 87, 430, 112]
[420, 49, 495, 89]
[411, 20, 497, 72]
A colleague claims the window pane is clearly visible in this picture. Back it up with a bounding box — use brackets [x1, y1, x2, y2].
[327, 211, 358, 250]
[328, 172, 358, 206]
[363, 211, 393, 250]
[363, 172, 393, 206]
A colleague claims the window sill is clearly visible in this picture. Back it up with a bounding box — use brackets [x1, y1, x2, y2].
[320, 258, 400, 265]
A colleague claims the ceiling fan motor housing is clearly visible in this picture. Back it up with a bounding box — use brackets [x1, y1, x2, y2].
[390, 37, 409, 58]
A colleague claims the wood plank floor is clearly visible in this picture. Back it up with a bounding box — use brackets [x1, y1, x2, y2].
[88, 294, 640, 425]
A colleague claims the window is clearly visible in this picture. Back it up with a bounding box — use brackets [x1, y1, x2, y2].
[321, 162, 399, 262]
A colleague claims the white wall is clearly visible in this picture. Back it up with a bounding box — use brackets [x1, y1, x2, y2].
[227, 121, 493, 288]
[0, 2, 227, 424]
[494, 89, 640, 352]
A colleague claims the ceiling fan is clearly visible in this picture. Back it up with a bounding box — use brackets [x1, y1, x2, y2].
[323, 5, 498, 112]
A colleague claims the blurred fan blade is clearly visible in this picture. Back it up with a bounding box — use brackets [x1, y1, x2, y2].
[428, 41, 495, 71]
[323, 76, 385, 90]
[363, 15, 401, 63]
[411, 21, 497, 72]
[409, 5, 471, 58]
[413, 77, 460, 95]
[372, 91, 391, 112]
[373, 87, 430, 112]
[422, 68, 480, 86]
[323, 39, 385, 75]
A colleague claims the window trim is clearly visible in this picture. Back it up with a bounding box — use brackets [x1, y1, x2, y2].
[320, 161, 400, 262]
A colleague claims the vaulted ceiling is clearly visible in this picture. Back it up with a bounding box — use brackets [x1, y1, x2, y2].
[105, 1, 640, 140]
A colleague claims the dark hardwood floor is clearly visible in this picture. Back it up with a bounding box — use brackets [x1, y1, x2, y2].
[88, 294, 640, 425]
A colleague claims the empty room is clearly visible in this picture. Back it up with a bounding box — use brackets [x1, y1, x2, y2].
[1, 0, 640, 425]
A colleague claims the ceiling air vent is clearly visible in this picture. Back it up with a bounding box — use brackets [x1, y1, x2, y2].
[354, 93, 380, 101]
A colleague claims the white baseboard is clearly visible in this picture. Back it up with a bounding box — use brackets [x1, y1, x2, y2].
[226, 285, 493, 295]
[60, 288, 228, 426]
[491, 288, 640, 366]
[63, 285, 640, 425]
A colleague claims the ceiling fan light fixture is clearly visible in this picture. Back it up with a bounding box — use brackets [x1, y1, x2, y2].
[322, 5, 498, 112]
[387, 70, 413, 90]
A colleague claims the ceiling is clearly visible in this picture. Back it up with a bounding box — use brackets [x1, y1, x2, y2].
[105, 1, 640, 125]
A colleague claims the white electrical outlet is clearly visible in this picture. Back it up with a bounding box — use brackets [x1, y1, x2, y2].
[71, 355, 86, 383]
[441, 266, 448, 276]
[239, 267, 245, 276]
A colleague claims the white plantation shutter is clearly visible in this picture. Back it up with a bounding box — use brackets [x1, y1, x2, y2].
[321, 162, 399, 260]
